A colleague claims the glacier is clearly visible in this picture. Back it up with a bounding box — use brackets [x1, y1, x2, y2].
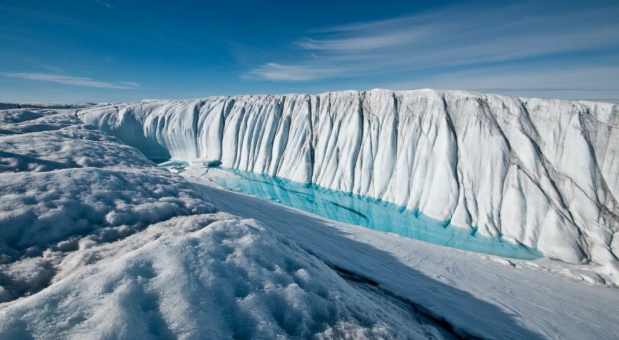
[79, 89, 619, 267]
[2, 102, 619, 339]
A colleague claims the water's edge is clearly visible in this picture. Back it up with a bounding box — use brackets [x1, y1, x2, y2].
[159, 161, 542, 260]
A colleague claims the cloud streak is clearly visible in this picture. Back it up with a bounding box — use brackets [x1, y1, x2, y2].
[0, 73, 139, 89]
[95, 0, 115, 10]
[246, 2, 619, 82]
[389, 65, 619, 90]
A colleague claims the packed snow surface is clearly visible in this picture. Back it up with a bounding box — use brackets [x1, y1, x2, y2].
[2, 215, 448, 339]
[0, 108, 215, 302]
[79, 89, 619, 267]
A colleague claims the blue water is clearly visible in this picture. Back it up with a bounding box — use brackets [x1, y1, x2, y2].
[157, 160, 189, 173]
[214, 168, 542, 260]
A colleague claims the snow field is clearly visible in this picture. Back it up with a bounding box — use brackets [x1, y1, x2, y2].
[0, 215, 447, 339]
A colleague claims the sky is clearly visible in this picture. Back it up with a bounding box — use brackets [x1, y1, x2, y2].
[1, 0, 618, 102]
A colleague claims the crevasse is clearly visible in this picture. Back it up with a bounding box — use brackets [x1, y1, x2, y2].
[78, 89, 619, 265]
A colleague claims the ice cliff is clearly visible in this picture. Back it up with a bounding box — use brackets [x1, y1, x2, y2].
[79, 89, 619, 265]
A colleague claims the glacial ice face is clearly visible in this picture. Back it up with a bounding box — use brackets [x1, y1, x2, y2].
[79, 89, 619, 265]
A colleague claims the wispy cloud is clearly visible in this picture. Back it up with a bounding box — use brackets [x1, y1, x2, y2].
[246, 3, 619, 82]
[0, 73, 139, 89]
[389, 65, 619, 90]
[95, 0, 115, 10]
[244, 63, 340, 81]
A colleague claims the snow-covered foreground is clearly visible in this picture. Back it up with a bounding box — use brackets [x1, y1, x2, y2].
[79, 89, 619, 269]
[0, 101, 618, 339]
[0, 108, 215, 302]
[2, 214, 452, 339]
[0, 107, 452, 339]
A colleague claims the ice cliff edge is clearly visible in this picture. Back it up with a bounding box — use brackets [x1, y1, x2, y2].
[78, 89, 619, 266]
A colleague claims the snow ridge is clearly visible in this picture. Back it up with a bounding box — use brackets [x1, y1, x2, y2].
[79, 89, 619, 265]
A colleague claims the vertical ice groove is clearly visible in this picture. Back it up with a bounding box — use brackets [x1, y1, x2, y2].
[78, 90, 619, 265]
[348, 92, 364, 192]
[306, 95, 315, 182]
[439, 92, 464, 227]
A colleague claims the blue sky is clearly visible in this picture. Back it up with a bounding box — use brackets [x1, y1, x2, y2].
[1, 0, 618, 102]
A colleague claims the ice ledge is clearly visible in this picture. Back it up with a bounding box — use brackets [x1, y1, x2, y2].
[78, 89, 619, 268]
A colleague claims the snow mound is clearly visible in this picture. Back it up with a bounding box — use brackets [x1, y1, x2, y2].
[79, 90, 619, 266]
[0, 167, 212, 252]
[0, 109, 85, 135]
[0, 215, 446, 340]
[0, 108, 216, 303]
[0, 126, 155, 172]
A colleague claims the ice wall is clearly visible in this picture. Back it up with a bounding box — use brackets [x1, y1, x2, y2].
[79, 89, 619, 265]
